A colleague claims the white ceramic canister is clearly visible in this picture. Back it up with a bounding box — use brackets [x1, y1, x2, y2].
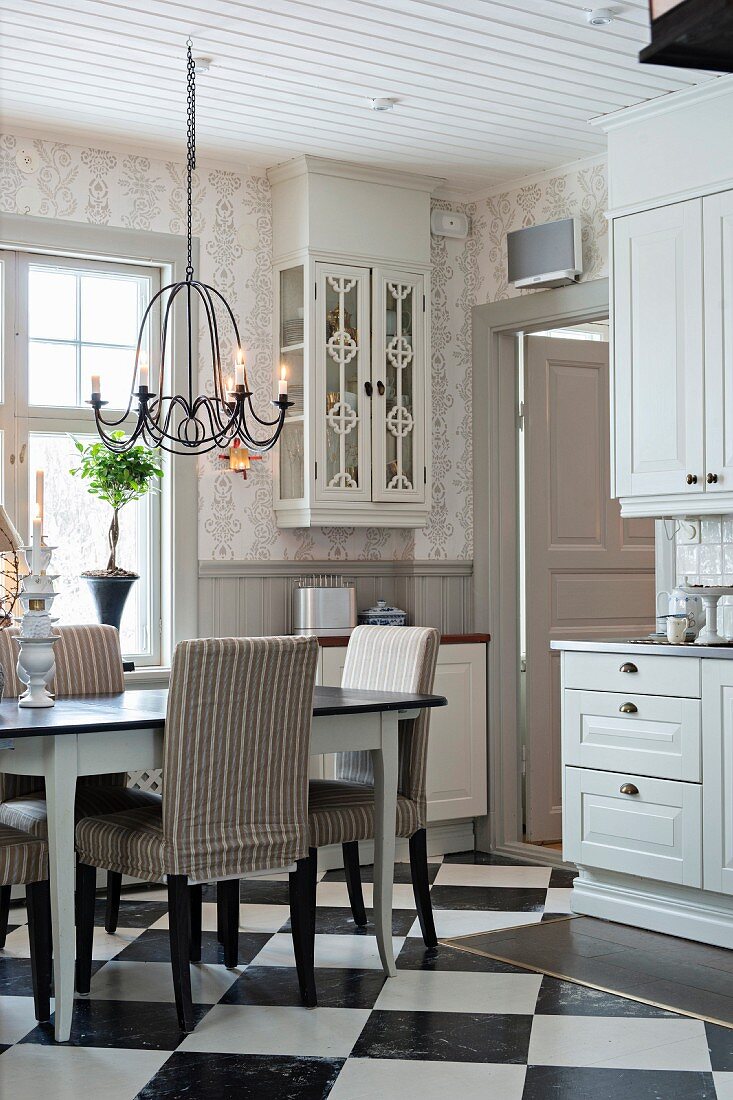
[670, 577, 705, 638]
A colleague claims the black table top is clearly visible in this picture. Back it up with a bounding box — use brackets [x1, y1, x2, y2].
[0, 686, 447, 739]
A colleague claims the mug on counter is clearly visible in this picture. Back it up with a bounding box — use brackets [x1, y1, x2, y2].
[666, 614, 688, 644]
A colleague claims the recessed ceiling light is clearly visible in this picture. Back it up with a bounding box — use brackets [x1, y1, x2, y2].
[585, 7, 615, 25]
[369, 97, 397, 112]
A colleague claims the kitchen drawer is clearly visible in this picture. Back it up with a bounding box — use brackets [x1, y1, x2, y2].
[564, 690, 701, 781]
[564, 767, 701, 887]
[564, 651, 700, 698]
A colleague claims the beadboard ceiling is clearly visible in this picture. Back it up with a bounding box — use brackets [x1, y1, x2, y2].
[0, 0, 714, 195]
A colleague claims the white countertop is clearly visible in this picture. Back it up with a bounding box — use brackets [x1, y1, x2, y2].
[550, 638, 733, 659]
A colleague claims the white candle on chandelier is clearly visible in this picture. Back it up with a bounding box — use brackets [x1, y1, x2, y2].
[91, 374, 101, 399]
[31, 503, 42, 577]
[278, 365, 288, 398]
[138, 351, 149, 390]
[235, 348, 245, 389]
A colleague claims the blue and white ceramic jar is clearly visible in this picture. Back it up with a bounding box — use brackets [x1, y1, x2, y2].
[358, 600, 407, 627]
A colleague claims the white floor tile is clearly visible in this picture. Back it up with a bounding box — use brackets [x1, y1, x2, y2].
[543, 888, 574, 913]
[528, 1015, 712, 1071]
[1, 924, 142, 961]
[409, 910, 543, 939]
[178, 1004, 370, 1057]
[0, 995, 44, 1045]
[316, 881, 417, 911]
[433, 864, 552, 889]
[373, 970, 542, 1015]
[88, 960, 242, 1004]
[329, 1059, 527, 1100]
[714, 1072, 733, 1100]
[150, 902, 290, 934]
[0, 1044, 168, 1100]
[250, 932, 405, 970]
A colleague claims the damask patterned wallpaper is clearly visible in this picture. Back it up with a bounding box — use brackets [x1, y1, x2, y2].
[0, 132, 607, 563]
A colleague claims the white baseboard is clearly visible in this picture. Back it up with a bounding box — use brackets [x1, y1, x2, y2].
[572, 867, 733, 950]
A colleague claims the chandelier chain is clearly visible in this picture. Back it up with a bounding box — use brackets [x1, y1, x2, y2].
[185, 39, 196, 280]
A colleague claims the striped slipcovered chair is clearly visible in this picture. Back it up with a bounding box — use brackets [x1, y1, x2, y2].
[308, 625, 440, 947]
[75, 635, 319, 1033]
[0, 624, 161, 945]
[0, 821, 52, 1022]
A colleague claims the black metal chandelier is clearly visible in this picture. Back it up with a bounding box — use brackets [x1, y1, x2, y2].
[90, 39, 291, 456]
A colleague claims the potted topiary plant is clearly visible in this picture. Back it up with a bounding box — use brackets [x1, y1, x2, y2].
[70, 433, 163, 631]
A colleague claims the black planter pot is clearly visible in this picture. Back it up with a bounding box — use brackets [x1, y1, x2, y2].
[83, 575, 137, 632]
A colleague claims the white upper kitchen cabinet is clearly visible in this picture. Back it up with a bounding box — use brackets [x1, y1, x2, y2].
[613, 200, 704, 504]
[704, 189, 733, 495]
[268, 156, 440, 528]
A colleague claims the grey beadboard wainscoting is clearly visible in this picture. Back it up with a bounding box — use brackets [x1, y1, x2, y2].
[198, 560, 474, 637]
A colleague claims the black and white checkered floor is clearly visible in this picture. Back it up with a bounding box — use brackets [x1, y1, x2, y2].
[1, 850, 731, 1099]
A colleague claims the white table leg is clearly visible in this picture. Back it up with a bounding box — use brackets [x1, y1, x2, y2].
[43, 734, 78, 1042]
[371, 711, 399, 977]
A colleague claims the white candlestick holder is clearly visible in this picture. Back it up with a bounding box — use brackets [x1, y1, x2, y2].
[15, 539, 59, 708]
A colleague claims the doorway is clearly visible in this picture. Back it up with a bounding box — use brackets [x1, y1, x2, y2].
[518, 323, 656, 846]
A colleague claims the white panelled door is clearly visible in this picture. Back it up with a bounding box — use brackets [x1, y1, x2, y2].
[613, 200, 704, 497]
[704, 190, 733, 493]
[524, 336, 655, 843]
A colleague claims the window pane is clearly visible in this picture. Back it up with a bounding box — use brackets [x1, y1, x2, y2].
[28, 433, 146, 656]
[28, 342, 77, 406]
[29, 268, 77, 340]
[81, 346, 135, 409]
[81, 274, 141, 346]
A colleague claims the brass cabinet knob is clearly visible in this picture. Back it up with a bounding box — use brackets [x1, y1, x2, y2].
[619, 702, 638, 714]
[686, 473, 698, 485]
[707, 472, 719, 484]
[620, 782, 639, 796]
[619, 662, 638, 674]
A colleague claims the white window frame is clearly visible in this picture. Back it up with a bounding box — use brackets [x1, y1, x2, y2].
[0, 214, 198, 670]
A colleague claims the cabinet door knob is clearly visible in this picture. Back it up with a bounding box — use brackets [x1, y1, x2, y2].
[620, 782, 639, 796]
[619, 702, 638, 714]
[707, 472, 719, 484]
[619, 662, 638, 673]
[364, 381, 373, 398]
[686, 473, 698, 485]
[376, 380, 385, 396]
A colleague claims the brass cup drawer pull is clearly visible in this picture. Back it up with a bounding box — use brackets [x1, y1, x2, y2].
[619, 662, 638, 674]
[620, 782, 639, 796]
[619, 702, 638, 714]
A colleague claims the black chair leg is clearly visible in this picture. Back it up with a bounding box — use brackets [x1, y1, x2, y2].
[189, 883, 203, 962]
[75, 861, 97, 995]
[26, 880, 52, 1022]
[0, 884, 10, 948]
[342, 841, 368, 928]
[167, 874, 194, 1033]
[409, 828, 437, 949]
[289, 851, 317, 1007]
[104, 871, 122, 934]
[216, 886, 225, 945]
[218, 879, 240, 969]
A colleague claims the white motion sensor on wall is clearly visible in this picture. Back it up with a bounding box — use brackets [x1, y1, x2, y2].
[430, 209, 470, 239]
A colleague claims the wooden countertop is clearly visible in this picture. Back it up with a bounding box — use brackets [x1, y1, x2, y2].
[316, 632, 490, 647]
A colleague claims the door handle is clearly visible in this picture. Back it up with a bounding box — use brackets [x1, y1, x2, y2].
[364, 381, 373, 398]
[619, 702, 638, 714]
[686, 473, 697, 485]
[707, 472, 719, 484]
[619, 662, 638, 674]
[376, 380, 385, 396]
[620, 782, 639, 796]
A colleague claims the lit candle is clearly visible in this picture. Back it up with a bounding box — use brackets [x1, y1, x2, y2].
[278, 365, 288, 398]
[91, 374, 101, 399]
[35, 470, 44, 526]
[138, 352, 149, 390]
[31, 503, 42, 577]
[235, 348, 245, 389]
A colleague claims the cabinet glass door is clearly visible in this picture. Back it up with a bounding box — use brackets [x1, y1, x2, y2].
[316, 263, 371, 501]
[277, 264, 305, 502]
[372, 269, 425, 502]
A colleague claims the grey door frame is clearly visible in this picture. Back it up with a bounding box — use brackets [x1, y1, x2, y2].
[472, 278, 610, 865]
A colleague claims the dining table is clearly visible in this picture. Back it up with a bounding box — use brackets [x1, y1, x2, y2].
[0, 683, 447, 1041]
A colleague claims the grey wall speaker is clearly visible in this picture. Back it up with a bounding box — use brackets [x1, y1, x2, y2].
[507, 217, 583, 289]
[431, 209, 470, 239]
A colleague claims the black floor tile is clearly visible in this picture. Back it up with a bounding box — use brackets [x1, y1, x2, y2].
[113, 929, 272, 965]
[534, 976, 681, 1019]
[281, 905, 415, 937]
[20, 999, 211, 1050]
[94, 899, 169, 928]
[396, 937, 526, 973]
[352, 1009, 533, 1063]
[0, 958, 38, 997]
[221, 965, 387, 1009]
[0, 1044, 10, 1055]
[322, 862, 440, 886]
[430, 884, 548, 912]
[135, 1052, 344, 1100]
[549, 867, 578, 888]
[706, 1021, 733, 1070]
[442, 850, 523, 867]
[521, 1066, 717, 1100]
[239, 879, 291, 905]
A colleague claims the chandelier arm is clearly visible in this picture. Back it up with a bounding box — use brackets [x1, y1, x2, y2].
[192, 281, 231, 423]
[203, 285, 248, 390]
[156, 281, 189, 424]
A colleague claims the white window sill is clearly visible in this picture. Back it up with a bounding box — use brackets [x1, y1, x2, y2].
[124, 666, 171, 689]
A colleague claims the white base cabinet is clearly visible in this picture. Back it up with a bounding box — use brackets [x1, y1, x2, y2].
[559, 645, 733, 948]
